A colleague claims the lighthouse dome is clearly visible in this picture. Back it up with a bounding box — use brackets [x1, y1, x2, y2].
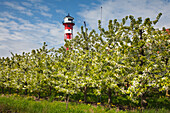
[63, 13, 75, 24]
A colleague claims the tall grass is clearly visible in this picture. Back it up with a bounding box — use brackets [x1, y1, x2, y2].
[0, 94, 169, 113]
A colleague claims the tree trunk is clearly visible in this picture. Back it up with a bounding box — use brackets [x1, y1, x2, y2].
[165, 58, 169, 97]
[25, 89, 28, 95]
[108, 88, 112, 109]
[8, 87, 11, 94]
[1, 87, 4, 94]
[65, 94, 69, 110]
[65, 79, 69, 110]
[16, 89, 19, 94]
[49, 86, 52, 97]
[84, 86, 87, 103]
[166, 89, 169, 97]
[140, 95, 143, 108]
[24, 81, 28, 95]
[140, 94, 148, 110]
[38, 91, 41, 99]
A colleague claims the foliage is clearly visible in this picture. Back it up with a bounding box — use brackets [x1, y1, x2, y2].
[0, 13, 169, 110]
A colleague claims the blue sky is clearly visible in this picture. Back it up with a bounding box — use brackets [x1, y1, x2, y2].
[0, 0, 170, 57]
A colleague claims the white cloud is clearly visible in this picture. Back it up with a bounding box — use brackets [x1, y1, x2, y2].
[56, 9, 66, 15]
[78, 0, 170, 29]
[38, 5, 50, 12]
[0, 10, 80, 57]
[33, 3, 51, 17]
[0, 17, 8, 21]
[40, 12, 52, 18]
[21, 2, 32, 7]
[0, 40, 40, 58]
[0, 12, 15, 20]
[0, 12, 66, 57]
[27, 0, 42, 3]
[22, 10, 33, 16]
[3, 1, 51, 17]
[0, 27, 10, 41]
[79, 4, 90, 10]
[4, 2, 33, 16]
[0, 12, 30, 24]
[4, 2, 26, 10]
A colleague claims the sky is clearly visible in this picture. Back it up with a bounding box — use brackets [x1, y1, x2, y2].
[0, 0, 170, 57]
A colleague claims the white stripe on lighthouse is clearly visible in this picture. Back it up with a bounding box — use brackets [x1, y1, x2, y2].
[65, 29, 73, 34]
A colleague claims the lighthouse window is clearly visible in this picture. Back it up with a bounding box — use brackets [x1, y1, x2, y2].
[68, 25, 70, 27]
[68, 19, 73, 21]
[68, 29, 70, 31]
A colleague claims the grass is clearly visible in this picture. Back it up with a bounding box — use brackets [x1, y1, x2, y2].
[0, 94, 169, 113]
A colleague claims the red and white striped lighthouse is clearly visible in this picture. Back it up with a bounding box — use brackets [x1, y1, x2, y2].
[63, 13, 75, 40]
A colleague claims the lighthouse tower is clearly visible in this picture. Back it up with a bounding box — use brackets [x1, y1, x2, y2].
[63, 13, 75, 40]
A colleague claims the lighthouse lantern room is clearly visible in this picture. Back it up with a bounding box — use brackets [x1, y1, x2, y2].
[63, 13, 75, 40]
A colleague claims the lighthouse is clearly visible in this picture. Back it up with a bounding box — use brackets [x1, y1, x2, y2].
[63, 13, 75, 40]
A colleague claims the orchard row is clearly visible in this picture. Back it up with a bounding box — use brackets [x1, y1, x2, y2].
[0, 13, 169, 107]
